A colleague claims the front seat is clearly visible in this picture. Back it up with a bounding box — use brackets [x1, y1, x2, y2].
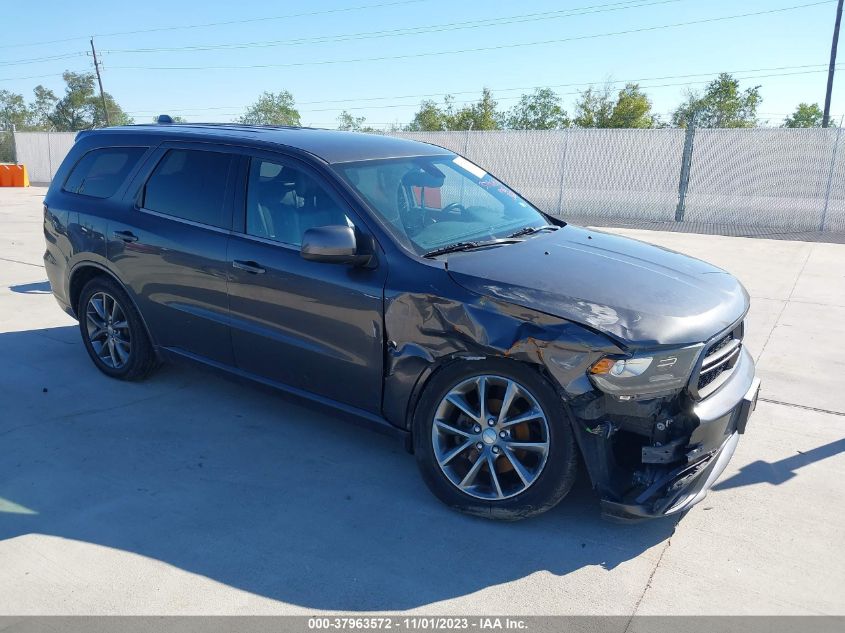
[293, 171, 349, 242]
[251, 170, 297, 243]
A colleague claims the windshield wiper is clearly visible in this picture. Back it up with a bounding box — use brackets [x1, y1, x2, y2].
[423, 239, 520, 258]
[506, 225, 559, 239]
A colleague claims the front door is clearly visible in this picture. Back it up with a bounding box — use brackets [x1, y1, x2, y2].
[227, 153, 386, 413]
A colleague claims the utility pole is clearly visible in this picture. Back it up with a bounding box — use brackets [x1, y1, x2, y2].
[90, 37, 110, 126]
[823, 0, 844, 128]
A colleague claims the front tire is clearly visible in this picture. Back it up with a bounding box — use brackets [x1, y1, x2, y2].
[413, 360, 578, 520]
[78, 276, 158, 381]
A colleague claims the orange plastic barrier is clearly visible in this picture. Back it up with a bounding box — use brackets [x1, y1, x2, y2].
[0, 164, 30, 187]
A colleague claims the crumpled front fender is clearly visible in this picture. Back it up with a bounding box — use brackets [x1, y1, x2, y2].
[381, 276, 621, 430]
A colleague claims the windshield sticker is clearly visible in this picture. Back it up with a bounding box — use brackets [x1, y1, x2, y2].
[480, 178, 519, 200]
[453, 156, 487, 179]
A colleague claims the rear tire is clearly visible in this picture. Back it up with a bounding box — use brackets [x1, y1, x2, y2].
[413, 360, 578, 520]
[78, 276, 158, 381]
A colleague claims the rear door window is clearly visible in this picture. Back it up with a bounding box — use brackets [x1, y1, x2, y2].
[63, 147, 146, 198]
[143, 149, 233, 229]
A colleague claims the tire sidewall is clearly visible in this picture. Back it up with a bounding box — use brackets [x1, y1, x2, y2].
[413, 359, 578, 520]
[78, 277, 152, 380]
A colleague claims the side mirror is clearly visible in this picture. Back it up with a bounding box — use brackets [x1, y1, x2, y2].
[301, 225, 372, 266]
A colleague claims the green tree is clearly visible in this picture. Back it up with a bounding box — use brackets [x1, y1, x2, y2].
[451, 88, 501, 130]
[573, 83, 657, 128]
[783, 103, 827, 128]
[0, 89, 32, 130]
[239, 90, 301, 126]
[607, 83, 656, 128]
[48, 72, 132, 131]
[337, 110, 366, 131]
[407, 89, 501, 131]
[572, 85, 614, 128]
[406, 97, 453, 131]
[49, 72, 97, 130]
[505, 88, 569, 130]
[671, 73, 761, 128]
[30, 86, 57, 129]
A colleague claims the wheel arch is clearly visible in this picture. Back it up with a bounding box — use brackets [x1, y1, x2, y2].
[404, 353, 562, 448]
[68, 262, 158, 349]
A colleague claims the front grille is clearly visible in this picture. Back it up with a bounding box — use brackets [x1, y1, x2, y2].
[694, 322, 744, 399]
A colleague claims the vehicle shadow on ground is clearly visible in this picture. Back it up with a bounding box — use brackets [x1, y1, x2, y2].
[713, 438, 845, 491]
[8, 281, 51, 294]
[0, 326, 676, 611]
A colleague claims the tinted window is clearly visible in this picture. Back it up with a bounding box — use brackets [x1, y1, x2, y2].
[246, 158, 351, 246]
[144, 149, 232, 228]
[63, 147, 146, 199]
[336, 156, 546, 255]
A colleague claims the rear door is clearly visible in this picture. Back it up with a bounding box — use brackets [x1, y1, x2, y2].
[226, 152, 387, 413]
[109, 142, 237, 365]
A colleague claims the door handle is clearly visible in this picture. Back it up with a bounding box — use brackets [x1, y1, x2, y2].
[112, 230, 139, 243]
[232, 260, 266, 274]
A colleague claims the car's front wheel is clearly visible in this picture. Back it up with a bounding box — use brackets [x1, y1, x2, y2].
[78, 276, 158, 380]
[413, 360, 578, 520]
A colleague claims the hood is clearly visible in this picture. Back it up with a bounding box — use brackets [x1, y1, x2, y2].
[446, 225, 749, 348]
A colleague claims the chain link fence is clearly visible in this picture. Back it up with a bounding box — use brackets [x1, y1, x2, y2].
[12, 131, 77, 184]
[0, 131, 15, 164]
[392, 128, 845, 236]
[9, 128, 845, 236]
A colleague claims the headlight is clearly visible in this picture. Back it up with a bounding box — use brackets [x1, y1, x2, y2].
[589, 345, 703, 397]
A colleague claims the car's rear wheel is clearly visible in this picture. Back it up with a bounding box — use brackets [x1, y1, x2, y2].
[78, 276, 157, 380]
[413, 360, 578, 519]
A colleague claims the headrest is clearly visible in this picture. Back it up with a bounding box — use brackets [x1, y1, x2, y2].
[294, 171, 319, 199]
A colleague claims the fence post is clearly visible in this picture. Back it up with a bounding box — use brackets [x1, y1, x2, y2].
[10, 124, 17, 164]
[556, 130, 570, 215]
[819, 123, 843, 232]
[47, 130, 53, 182]
[675, 124, 696, 222]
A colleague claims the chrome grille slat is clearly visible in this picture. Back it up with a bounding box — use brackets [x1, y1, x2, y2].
[700, 339, 741, 372]
[693, 322, 744, 399]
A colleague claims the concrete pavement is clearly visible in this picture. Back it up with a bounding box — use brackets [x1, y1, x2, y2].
[0, 187, 843, 615]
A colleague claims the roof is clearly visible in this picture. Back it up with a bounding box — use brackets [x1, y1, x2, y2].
[81, 123, 453, 164]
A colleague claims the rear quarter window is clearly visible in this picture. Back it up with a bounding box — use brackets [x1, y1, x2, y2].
[63, 147, 147, 199]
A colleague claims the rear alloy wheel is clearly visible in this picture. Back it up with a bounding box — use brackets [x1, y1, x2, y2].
[85, 291, 132, 369]
[78, 276, 158, 380]
[414, 361, 578, 520]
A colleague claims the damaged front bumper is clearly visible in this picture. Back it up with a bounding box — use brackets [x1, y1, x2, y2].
[595, 347, 761, 522]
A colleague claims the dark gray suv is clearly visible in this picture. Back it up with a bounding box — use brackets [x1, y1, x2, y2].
[43, 123, 760, 521]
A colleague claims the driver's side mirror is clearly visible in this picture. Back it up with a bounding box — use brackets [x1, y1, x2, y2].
[301, 225, 373, 266]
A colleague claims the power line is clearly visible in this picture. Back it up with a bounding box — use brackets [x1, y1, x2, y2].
[0, 0, 430, 50]
[101, 0, 683, 55]
[108, 2, 836, 72]
[0, 52, 86, 67]
[120, 63, 838, 115]
[0, 69, 88, 83]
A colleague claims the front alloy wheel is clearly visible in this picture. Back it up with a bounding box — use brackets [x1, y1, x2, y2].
[432, 375, 550, 500]
[413, 361, 578, 520]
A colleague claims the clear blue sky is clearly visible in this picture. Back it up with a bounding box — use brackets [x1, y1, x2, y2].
[3, 0, 843, 128]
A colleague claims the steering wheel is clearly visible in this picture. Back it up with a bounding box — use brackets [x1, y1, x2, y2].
[426, 202, 467, 224]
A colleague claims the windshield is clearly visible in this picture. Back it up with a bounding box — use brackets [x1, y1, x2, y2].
[334, 155, 550, 256]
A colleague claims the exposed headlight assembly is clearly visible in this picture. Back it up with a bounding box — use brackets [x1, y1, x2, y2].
[589, 345, 703, 397]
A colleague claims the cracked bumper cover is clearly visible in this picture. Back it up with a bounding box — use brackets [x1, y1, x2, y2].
[601, 347, 761, 522]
